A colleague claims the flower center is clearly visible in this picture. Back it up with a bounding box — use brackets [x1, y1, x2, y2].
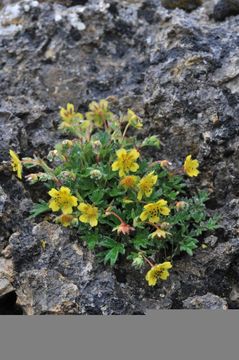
[153, 269, 163, 280]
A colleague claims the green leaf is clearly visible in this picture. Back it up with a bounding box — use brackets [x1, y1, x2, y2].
[179, 236, 198, 256]
[103, 243, 125, 266]
[28, 200, 50, 219]
[133, 231, 149, 250]
[109, 188, 125, 197]
[89, 189, 105, 204]
[84, 233, 99, 250]
[141, 135, 160, 149]
[100, 237, 118, 248]
[204, 216, 220, 230]
[92, 131, 111, 146]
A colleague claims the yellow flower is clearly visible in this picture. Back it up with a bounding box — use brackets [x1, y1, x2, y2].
[150, 228, 171, 239]
[137, 171, 158, 201]
[127, 109, 143, 129]
[60, 103, 83, 124]
[9, 150, 22, 179]
[146, 262, 172, 286]
[112, 148, 140, 177]
[48, 186, 78, 214]
[183, 155, 199, 177]
[140, 199, 170, 223]
[86, 99, 113, 127]
[57, 214, 74, 227]
[78, 203, 98, 227]
[120, 175, 138, 189]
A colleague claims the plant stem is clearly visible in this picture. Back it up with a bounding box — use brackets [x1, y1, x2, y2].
[147, 221, 159, 229]
[105, 210, 124, 224]
[141, 253, 155, 268]
[122, 122, 130, 141]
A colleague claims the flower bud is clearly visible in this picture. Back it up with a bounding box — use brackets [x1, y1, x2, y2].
[47, 150, 58, 162]
[92, 140, 102, 152]
[62, 140, 73, 147]
[90, 169, 102, 179]
[175, 201, 187, 211]
[25, 173, 38, 184]
[132, 254, 144, 268]
[58, 171, 76, 181]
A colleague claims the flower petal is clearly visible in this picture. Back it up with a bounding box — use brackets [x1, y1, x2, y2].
[79, 214, 89, 223]
[67, 103, 74, 113]
[116, 148, 127, 158]
[49, 200, 60, 212]
[130, 163, 139, 173]
[17, 163, 22, 179]
[129, 149, 140, 160]
[60, 186, 71, 195]
[78, 203, 88, 212]
[48, 188, 59, 198]
[137, 191, 143, 201]
[145, 189, 153, 198]
[99, 99, 108, 110]
[112, 161, 119, 171]
[156, 199, 167, 207]
[119, 168, 125, 177]
[159, 207, 170, 216]
[89, 217, 98, 227]
[161, 262, 172, 270]
[145, 270, 157, 286]
[149, 215, 160, 223]
[62, 205, 73, 215]
[89, 101, 98, 111]
[159, 271, 169, 281]
[70, 196, 78, 207]
[140, 211, 148, 221]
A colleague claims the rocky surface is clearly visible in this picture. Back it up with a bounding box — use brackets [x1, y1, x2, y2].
[0, 0, 239, 314]
[214, 0, 239, 21]
[161, 0, 202, 11]
[183, 292, 228, 309]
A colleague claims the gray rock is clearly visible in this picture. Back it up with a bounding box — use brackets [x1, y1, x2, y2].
[0, 186, 8, 252]
[204, 235, 218, 247]
[1, 244, 13, 259]
[214, 0, 239, 21]
[0, 256, 14, 280]
[161, 0, 202, 11]
[229, 286, 239, 307]
[17, 269, 80, 315]
[0, 273, 14, 297]
[9, 222, 140, 314]
[0, 185, 7, 216]
[0, 256, 14, 299]
[183, 293, 228, 309]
